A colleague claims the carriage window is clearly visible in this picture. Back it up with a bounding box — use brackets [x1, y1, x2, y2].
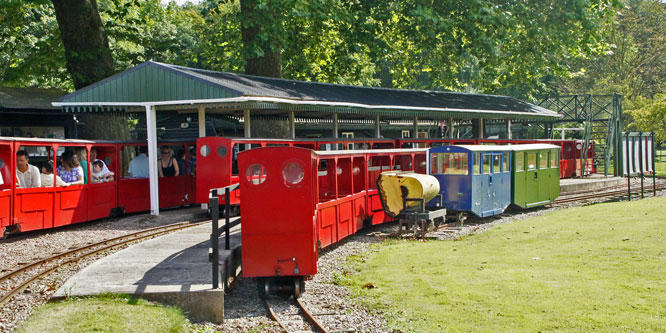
[473, 153, 481, 175]
[482, 154, 491, 174]
[516, 152, 525, 172]
[246, 164, 267, 185]
[493, 154, 501, 173]
[200, 145, 210, 157]
[283, 162, 304, 186]
[527, 152, 537, 171]
[430, 153, 468, 175]
[502, 153, 509, 173]
[551, 149, 559, 168]
[217, 146, 227, 157]
[539, 152, 548, 169]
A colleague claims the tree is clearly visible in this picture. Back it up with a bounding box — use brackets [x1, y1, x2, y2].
[239, 0, 284, 77]
[51, 0, 114, 89]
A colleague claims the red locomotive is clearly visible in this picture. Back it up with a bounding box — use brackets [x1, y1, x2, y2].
[238, 146, 427, 296]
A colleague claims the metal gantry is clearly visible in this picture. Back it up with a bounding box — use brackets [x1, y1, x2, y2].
[537, 94, 622, 176]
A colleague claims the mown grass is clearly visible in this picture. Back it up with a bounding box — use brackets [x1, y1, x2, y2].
[655, 160, 666, 177]
[343, 197, 666, 332]
[16, 293, 190, 333]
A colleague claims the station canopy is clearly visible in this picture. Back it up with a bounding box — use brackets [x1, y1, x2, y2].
[57, 61, 559, 121]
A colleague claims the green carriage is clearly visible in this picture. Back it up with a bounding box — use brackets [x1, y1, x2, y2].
[510, 144, 561, 208]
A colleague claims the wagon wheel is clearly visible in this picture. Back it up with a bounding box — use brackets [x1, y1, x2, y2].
[456, 212, 466, 226]
[293, 277, 305, 298]
[1, 227, 8, 240]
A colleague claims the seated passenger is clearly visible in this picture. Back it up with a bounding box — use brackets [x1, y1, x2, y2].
[40, 162, 68, 187]
[176, 149, 186, 176]
[188, 146, 196, 176]
[90, 160, 115, 183]
[75, 147, 88, 184]
[89, 148, 110, 174]
[16, 150, 41, 188]
[57, 151, 84, 185]
[158, 146, 179, 177]
[128, 146, 149, 178]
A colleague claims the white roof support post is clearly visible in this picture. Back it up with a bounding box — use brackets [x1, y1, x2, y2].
[374, 115, 381, 138]
[506, 119, 512, 139]
[332, 113, 339, 138]
[198, 106, 206, 137]
[449, 117, 455, 138]
[479, 118, 485, 139]
[289, 111, 295, 139]
[145, 104, 160, 216]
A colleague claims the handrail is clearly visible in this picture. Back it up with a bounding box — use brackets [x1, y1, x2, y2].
[209, 183, 240, 289]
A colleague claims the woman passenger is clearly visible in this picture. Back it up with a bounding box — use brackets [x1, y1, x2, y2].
[57, 151, 84, 185]
[158, 146, 179, 177]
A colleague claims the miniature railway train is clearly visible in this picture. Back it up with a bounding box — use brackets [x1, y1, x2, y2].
[239, 144, 561, 297]
[1, 136, 578, 238]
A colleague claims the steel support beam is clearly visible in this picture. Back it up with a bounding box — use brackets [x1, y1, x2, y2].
[374, 115, 381, 138]
[198, 106, 206, 138]
[289, 111, 295, 139]
[333, 113, 339, 138]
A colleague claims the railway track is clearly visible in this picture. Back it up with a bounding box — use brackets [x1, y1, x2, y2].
[264, 296, 329, 333]
[0, 221, 206, 306]
[553, 181, 666, 205]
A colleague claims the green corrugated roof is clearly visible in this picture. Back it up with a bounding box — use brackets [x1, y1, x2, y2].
[1, 87, 67, 110]
[58, 61, 560, 121]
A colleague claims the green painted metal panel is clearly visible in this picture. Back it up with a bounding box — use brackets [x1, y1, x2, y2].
[60, 62, 240, 106]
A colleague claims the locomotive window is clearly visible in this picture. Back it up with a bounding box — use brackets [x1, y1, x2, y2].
[246, 164, 267, 185]
[482, 154, 491, 174]
[217, 146, 227, 157]
[527, 152, 537, 171]
[473, 153, 481, 175]
[551, 149, 559, 168]
[430, 153, 468, 175]
[493, 154, 501, 173]
[283, 162, 304, 186]
[516, 152, 525, 172]
[539, 152, 548, 169]
[200, 145, 210, 157]
[0, 158, 4, 169]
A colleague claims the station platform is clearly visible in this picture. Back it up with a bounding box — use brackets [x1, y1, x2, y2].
[53, 217, 242, 324]
[560, 174, 625, 193]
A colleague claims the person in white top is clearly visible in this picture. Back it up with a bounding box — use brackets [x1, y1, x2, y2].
[89, 148, 110, 174]
[16, 150, 41, 188]
[128, 146, 150, 178]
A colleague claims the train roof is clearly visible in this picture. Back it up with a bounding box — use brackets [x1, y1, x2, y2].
[315, 148, 428, 156]
[434, 145, 515, 152]
[507, 143, 561, 151]
[0, 137, 95, 144]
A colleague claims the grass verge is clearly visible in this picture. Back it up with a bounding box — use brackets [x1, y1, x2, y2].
[343, 197, 666, 332]
[16, 293, 190, 333]
[655, 160, 666, 177]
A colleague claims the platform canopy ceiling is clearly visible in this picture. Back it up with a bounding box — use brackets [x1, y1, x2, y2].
[57, 61, 559, 121]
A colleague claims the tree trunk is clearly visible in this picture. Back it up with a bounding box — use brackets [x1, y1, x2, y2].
[239, 0, 282, 78]
[51, 0, 114, 89]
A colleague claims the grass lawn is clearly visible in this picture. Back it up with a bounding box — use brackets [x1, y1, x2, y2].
[343, 197, 666, 332]
[655, 160, 666, 177]
[16, 294, 190, 333]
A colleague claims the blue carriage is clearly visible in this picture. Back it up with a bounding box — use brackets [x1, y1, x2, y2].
[427, 145, 512, 218]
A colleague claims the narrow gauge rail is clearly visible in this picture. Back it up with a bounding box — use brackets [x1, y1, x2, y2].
[551, 181, 666, 205]
[264, 296, 328, 333]
[0, 220, 206, 305]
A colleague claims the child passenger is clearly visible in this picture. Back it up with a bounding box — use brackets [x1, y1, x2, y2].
[91, 160, 115, 183]
[40, 162, 68, 187]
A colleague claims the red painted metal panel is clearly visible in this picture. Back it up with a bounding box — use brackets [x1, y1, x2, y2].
[118, 178, 149, 213]
[240, 147, 317, 278]
[87, 182, 117, 221]
[14, 188, 54, 232]
[317, 205, 337, 248]
[158, 175, 194, 208]
[195, 137, 233, 204]
[337, 199, 353, 241]
[54, 186, 88, 226]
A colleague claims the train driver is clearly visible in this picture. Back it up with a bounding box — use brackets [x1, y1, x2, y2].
[16, 150, 41, 188]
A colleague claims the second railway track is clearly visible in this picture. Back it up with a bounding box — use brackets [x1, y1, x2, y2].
[265, 296, 330, 333]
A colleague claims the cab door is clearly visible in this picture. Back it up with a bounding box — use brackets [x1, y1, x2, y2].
[538, 150, 551, 203]
[524, 151, 539, 207]
[0, 143, 13, 231]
